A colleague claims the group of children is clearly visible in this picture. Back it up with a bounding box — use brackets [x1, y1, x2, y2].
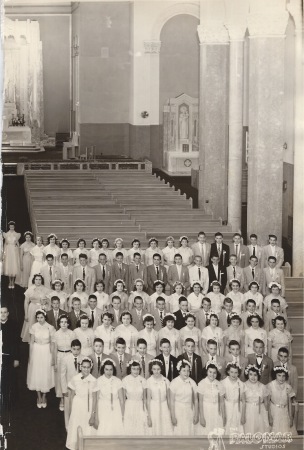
[2, 224, 299, 447]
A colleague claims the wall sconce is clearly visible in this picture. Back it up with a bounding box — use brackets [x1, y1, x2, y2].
[283, 180, 287, 192]
[283, 142, 288, 150]
[141, 111, 149, 118]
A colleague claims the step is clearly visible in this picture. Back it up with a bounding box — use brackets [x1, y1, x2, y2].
[292, 335, 303, 353]
[293, 355, 303, 376]
[36, 219, 135, 225]
[288, 317, 304, 334]
[297, 405, 304, 431]
[298, 376, 303, 401]
[37, 225, 140, 232]
[31, 192, 110, 198]
[130, 212, 213, 219]
[286, 288, 304, 301]
[287, 302, 304, 316]
[285, 277, 304, 288]
[32, 200, 117, 206]
[35, 213, 129, 220]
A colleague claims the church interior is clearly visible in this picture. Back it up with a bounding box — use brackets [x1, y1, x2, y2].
[1, 0, 304, 449]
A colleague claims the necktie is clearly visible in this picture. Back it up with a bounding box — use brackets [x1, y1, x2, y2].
[119, 355, 123, 372]
[233, 267, 236, 278]
[156, 266, 159, 279]
[75, 312, 79, 320]
[82, 267, 85, 281]
[211, 356, 214, 362]
[253, 246, 256, 257]
[97, 356, 101, 373]
[189, 355, 192, 366]
[119, 264, 122, 274]
[141, 355, 145, 377]
[74, 357, 78, 371]
[160, 311, 163, 326]
[136, 265, 139, 273]
[91, 310, 94, 326]
[252, 268, 255, 279]
[198, 267, 201, 280]
[217, 245, 221, 256]
[54, 311, 58, 326]
[102, 265, 105, 279]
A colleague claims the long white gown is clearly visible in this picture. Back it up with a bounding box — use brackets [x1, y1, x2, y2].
[221, 377, 245, 436]
[170, 376, 197, 435]
[28, 245, 45, 285]
[147, 375, 173, 435]
[196, 377, 224, 436]
[243, 381, 270, 434]
[123, 375, 147, 435]
[95, 375, 124, 435]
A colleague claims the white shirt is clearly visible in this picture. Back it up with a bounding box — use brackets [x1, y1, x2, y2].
[163, 355, 170, 376]
[212, 264, 219, 278]
[176, 264, 182, 278]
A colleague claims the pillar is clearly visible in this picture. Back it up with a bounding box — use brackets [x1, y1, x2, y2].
[197, 23, 229, 221]
[288, 0, 304, 276]
[247, 7, 289, 246]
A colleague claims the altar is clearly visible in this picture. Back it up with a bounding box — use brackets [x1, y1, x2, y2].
[2, 126, 32, 144]
[163, 93, 199, 176]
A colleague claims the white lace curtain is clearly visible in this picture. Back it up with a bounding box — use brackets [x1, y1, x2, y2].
[3, 17, 44, 140]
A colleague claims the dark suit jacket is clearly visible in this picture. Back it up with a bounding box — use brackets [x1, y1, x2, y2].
[146, 264, 167, 295]
[111, 262, 129, 288]
[128, 263, 147, 292]
[130, 309, 145, 331]
[68, 309, 86, 331]
[88, 352, 108, 378]
[1, 319, 20, 362]
[210, 242, 230, 267]
[229, 244, 250, 268]
[133, 353, 154, 380]
[177, 352, 203, 384]
[173, 309, 189, 330]
[156, 353, 178, 381]
[207, 263, 227, 294]
[93, 263, 112, 294]
[109, 352, 132, 379]
[247, 353, 273, 385]
[46, 308, 65, 330]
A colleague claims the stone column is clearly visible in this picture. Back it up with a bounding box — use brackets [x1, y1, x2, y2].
[197, 23, 229, 221]
[247, 9, 289, 246]
[225, 23, 246, 232]
[288, 0, 304, 276]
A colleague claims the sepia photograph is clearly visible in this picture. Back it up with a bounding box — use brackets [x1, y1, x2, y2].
[0, 0, 303, 449]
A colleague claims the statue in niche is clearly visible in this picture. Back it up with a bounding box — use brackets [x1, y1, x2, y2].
[179, 105, 189, 139]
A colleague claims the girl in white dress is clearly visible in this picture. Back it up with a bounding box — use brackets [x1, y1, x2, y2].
[127, 239, 145, 264]
[52, 314, 75, 410]
[18, 231, 35, 288]
[94, 312, 115, 355]
[147, 359, 173, 435]
[169, 282, 184, 313]
[177, 236, 194, 266]
[208, 281, 225, 315]
[201, 313, 223, 356]
[27, 309, 55, 408]
[93, 280, 110, 311]
[114, 311, 138, 355]
[264, 282, 288, 315]
[187, 282, 204, 314]
[128, 279, 150, 311]
[66, 358, 97, 450]
[162, 236, 178, 268]
[110, 280, 129, 310]
[245, 314, 267, 356]
[3, 221, 21, 288]
[100, 238, 113, 265]
[47, 279, 68, 311]
[59, 239, 73, 264]
[223, 313, 245, 356]
[138, 315, 158, 357]
[150, 280, 170, 312]
[112, 238, 128, 264]
[243, 281, 263, 316]
[268, 366, 297, 435]
[170, 360, 198, 435]
[74, 314, 95, 356]
[69, 279, 88, 310]
[267, 316, 293, 362]
[145, 238, 164, 266]
[93, 359, 124, 435]
[43, 234, 61, 265]
[123, 360, 147, 435]
[73, 239, 89, 266]
[158, 313, 180, 357]
[196, 362, 225, 436]
[89, 238, 102, 267]
[221, 362, 245, 435]
[226, 279, 244, 315]
[28, 236, 45, 285]
[180, 313, 202, 354]
[243, 364, 270, 434]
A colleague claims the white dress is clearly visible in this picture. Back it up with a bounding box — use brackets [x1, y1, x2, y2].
[180, 326, 201, 354]
[243, 291, 264, 316]
[89, 248, 102, 267]
[158, 327, 180, 357]
[95, 375, 124, 435]
[66, 373, 97, 450]
[53, 328, 76, 397]
[94, 325, 115, 355]
[150, 292, 170, 311]
[145, 247, 164, 266]
[73, 248, 89, 266]
[147, 376, 173, 435]
[264, 294, 288, 312]
[201, 326, 223, 355]
[169, 293, 182, 313]
[114, 324, 138, 355]
[137, 328, 158, 357]
[74, 328, 95, 356]
[208, 292, 225, 315]
[221, 377, 245, 435]
[244, 327, 268, 356]
[268, 380, 297, 435]
[93, 291, 110, 310]
[226, 291, 244, 315]
[47, 290, 68, 310]
[128, 291, 151, 310]
[69, 291, 89, 309]
[243, 381, 270, 434]
[28, 245, 45, 284]
[27, 322, 55, 392]
[170, 376, 197, 435]
[43, 244, 61, 263]
[196, 378, 224, 436]
[3, 231, 21, 276]
[162, 246, 178, 268]
[187, 292, 204, 312]
[177, 247, 193, 266]
[123, 375, 147, 435]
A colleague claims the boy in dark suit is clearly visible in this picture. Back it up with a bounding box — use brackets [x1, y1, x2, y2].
[109, 337, 132, 379]
[210, 232, 230, 267]
[247, 339, 273, 385]
[207, 255, 227, 294]
[46, 296, 65, 330]
[173, 296, 189, 330]
[156, 338, 178, 381]
[177, 338, 203, 383]
[68, 297, 85, 330]
[89, 338, 108, 378]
